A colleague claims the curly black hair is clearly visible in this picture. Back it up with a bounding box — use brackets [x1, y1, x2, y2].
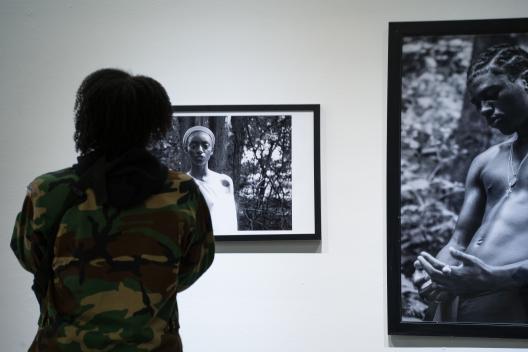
[467, 43, 528, 85]
[73, 68, 172, 156]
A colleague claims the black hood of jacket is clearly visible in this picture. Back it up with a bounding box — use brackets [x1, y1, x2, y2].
[75, 149, 168, 209]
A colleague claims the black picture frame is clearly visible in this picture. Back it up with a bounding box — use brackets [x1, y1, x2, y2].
[151, 104, 321, 242]
[387, 18, 528, 338]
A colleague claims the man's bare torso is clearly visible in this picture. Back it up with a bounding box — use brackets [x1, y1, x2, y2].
[466, 140, 528, 266]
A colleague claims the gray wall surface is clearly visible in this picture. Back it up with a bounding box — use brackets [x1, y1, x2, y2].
[2, 0, 528, 351]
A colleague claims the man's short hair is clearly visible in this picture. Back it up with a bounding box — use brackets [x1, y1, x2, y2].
[73, 68, 172, 156]
[467, 44, 528, 85]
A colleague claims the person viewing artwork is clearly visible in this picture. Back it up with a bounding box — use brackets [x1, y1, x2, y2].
[10, 68, 215, 351]
[183, 126, 238, 235]
[413, 44, 528, 323]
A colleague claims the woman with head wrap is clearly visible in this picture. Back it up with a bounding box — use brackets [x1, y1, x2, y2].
[183, 126, 238, 234]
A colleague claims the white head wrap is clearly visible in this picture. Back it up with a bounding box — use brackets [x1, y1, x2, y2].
[182, 126, 215, 147]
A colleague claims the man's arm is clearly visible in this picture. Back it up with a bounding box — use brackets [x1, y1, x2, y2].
[418, 248, 528, 296]
[414, 152, 488, 298]
[437, 153, 487, 263]
[493, 259, 528, 289]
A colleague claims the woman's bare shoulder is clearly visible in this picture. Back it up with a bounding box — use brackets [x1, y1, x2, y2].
[209, 170, 234, 187]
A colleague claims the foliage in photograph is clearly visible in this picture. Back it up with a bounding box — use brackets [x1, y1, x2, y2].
[232, 116, 292, 230]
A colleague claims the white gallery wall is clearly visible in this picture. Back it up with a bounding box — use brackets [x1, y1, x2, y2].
[2, 0, 528, 351]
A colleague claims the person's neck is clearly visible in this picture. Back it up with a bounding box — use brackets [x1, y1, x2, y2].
[512, 131, 528, 160]
[515, 129, 528, 148]
[189, 164, 209, 181]
[514, 116, 528, 143]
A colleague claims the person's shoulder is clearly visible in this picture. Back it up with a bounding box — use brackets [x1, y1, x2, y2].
[164, 170, 196, 190]
[28, 167, 78, 196]
[31, 167, 77, 182]
[166, 170, 193, 184]
[141, 170, 200, 210]
[24, 167, 79, 222]
[209, 170, 233, 183]
[473, 137, 513, 166]
[209, 170, 234, 190]
[467, 137, 513, 179]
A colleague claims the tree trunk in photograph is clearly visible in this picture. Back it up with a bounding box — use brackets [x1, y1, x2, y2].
[230, 117, 244, 186]
[178, 117, 196, 172]
[230, 117, 245, 227]
[209, 116, 230, 175]
[451, 35, 518, 188]
[170, 116, 184, 171]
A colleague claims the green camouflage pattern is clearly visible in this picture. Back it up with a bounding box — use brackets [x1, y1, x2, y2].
[11, 168, 215, 351]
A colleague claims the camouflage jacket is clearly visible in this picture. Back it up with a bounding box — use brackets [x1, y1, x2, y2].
[11, 168, 215, 351]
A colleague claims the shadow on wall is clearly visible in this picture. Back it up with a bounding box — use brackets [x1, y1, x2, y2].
[215, 240, 321, 254]
[389, 335, 528, 348]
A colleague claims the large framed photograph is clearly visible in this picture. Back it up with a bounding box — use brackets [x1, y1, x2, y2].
[387, 18, 528, 338]
[150, 104, 321, 241]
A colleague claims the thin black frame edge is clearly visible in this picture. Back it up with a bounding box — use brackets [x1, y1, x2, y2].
[391, 321, 528, 339]
[388, 17, 528, 37]
[387, 20, 404, 336]
[386, 18, 528, 338]
[172, 104, 322, 242]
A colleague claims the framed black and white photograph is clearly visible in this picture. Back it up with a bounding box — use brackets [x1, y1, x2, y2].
[387, 18, 528, 338]
[150, 104, 320, 241]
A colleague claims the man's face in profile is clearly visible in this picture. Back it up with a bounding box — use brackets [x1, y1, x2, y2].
[469, 71, 528, 135]
[186, 132, 214, 166]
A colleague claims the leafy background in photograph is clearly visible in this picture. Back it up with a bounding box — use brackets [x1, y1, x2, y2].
[150, 115, 292, 231]
[400, 34, 528, 321]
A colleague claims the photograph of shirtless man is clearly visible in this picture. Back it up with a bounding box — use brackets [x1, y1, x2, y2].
[414, 44, 528, 323]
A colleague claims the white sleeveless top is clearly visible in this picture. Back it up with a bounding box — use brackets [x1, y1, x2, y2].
[190, 173, 238, 235]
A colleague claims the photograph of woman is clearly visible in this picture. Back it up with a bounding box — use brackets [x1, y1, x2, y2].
[183, 126, 238, 235]
[149, 109, 299, 238]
